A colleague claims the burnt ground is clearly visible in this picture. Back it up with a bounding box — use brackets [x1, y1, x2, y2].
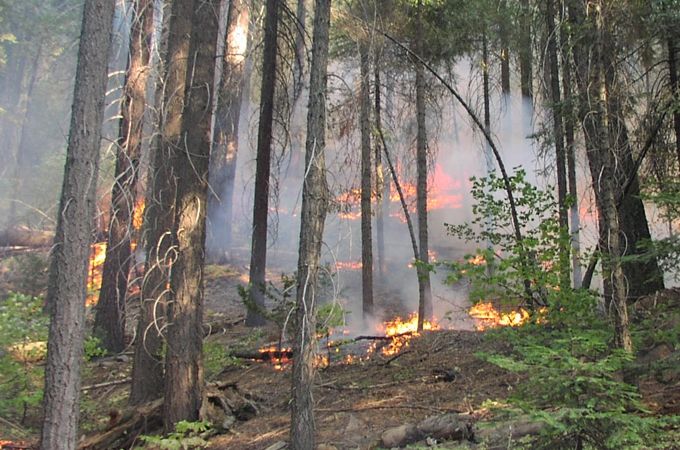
[0, 251, 679, 449]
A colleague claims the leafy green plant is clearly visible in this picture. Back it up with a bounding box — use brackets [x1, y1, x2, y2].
[138, 420, 212, 449]
[444, 169, 569, 308]
[204, 340, 242, 379]
[0, 292, 48, 423]
[83, 335, 108, 360]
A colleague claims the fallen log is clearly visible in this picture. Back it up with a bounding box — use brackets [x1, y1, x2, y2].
[381, 413, 473, 448]
[231, 349, 293, 361]
[0, 227, 53, 247]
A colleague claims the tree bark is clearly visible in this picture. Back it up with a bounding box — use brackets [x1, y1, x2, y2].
[130, 0, 193, 406]
[40, 1, 115, 448]
[374, 54, 386, 279]
[359, 41, 374, 319]
[499, 0, 510, 96]
[163, 0, 220, 430]
[415, 0, 432, 330]
[668, 37, 680, 167]
[246, 0, 279, 327]
[206, 0, 250, 262]
[290, 0, 331, 447]
[518, 0, 533, 99]
[545, 0, 570, 289]
[94, 0, 154, 354]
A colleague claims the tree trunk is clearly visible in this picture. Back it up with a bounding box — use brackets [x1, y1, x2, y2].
[246, 0, 279, 327]
[359, 42, 374, 319]
[415, 0, 432, 331]
[206, 0, 250, 262]
[499, 0, 510, 96]
[519, 0, 533, 99]
[545, 0, 570, 289]
[40, 1, 115, 448]
[163, 0, 220, 430]
[374, 54, 386, 280]
[290, 0, 331, 447]
[293, 0, 306, 102]
[668, 38, 680, 167]
[560, 3, 581, 288]
[130, 0, 193, 406]
[94, 0, 154, 354]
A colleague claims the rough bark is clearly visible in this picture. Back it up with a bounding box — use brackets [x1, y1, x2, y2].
[414, 0, 432, 330]
[290, 0, 331, 447]
[668, 37, 680, 167]
[40, 1, 115, 448]
[359, 42, 374, 319]
[546, 0, 570, 288]
[246, 0, 279, 327]
[163, 0, 220, 430]
[94, 0, 154, 354]
[130, 0, 193, 406]
[206, 0, 250, 262]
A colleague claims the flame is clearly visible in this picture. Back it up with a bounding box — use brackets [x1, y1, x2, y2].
[87, 242, 107, 305]
[335, 260, 362, 271]
[132, 199, 145, 230]
[258, 345, 292, 370]
[468, 302, 530, 331]
[468, 254, 486, 266]
[377, 312, 439, 356]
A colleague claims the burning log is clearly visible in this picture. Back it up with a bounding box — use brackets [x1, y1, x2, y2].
[232, 348, 293, 361]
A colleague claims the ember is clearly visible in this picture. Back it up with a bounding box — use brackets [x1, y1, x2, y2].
[468, 302, 529, 331]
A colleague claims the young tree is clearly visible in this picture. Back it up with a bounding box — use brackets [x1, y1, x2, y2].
[290, 0, 332, 446]
[94, 0, 154, 354]
[163, 0, 220, 429]
[206, 0, 250, 262]
[414, 0, 433, 330]
[40, 0, 115, 447]
[246, 0, 279, 327]
[359, 39, 374, 318]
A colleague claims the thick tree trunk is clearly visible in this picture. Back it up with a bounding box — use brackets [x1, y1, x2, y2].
[94, 0, 154, 354]
[130, 0, 193, 406]
[415, 0, 432, 331]
[206, 0, 250, 262]
[545, 0, 570, 288]
[246, 0, 279, 327]
[359, 42, 374, 318]
[163, 0, 220, 430]
[40, 1, 115, 448]
[290, 0, 331, 447]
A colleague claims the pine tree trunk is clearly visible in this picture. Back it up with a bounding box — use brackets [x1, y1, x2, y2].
[669, 38, 680, 166]
[374, 56, 386, 280]
[290, 0, 331, 447]
[545, 0, 570, 289]
[499, 0, 510, 96]
[130, 0, 193, 405]
[40, 1, 115, 447]
[163, 0, 220, 430]
[519, 0, 533, 99]
[246, 0, 279, 327]
[94, 0, 154, 354]
[359, 42, 374, 319]
[206, 0, 250, 263]
[415, 0, 432, 330]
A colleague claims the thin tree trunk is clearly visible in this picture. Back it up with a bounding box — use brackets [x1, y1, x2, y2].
[293, 0, 306, 102]
[415, 0, 432, 331]
[669, 38, 680, 166]
[206, 0, 250, 262]
[40, 1, 115, 447]
[519, 0, 533, 99]
[246, 0, 279, 327]
[130, 0, 193, 405]
[359, 42, 374, 319]
[374, 55, 386, 279]
[546, 0, 570, 289]
[499, 0, 510, 96]
[290, 0, 331, 447]
[94, 0, 154, 354]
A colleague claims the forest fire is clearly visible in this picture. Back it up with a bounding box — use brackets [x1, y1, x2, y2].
[335, 260, 362, 271]
[375, 313, 439, 356]
[468, 302, 530, 331]
[87, 242, 107, 305]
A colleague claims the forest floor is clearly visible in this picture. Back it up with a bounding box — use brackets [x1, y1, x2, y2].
[0, 250, 679, 449]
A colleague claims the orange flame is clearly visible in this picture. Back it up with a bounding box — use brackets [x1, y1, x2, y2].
[468, 302, 530, 331]
[87, 242, 107, 305]
[335, 260, 362, 271]
[377, 312, 439, 356]
[132, 199, 145, 230]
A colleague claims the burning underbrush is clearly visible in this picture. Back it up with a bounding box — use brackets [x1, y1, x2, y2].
[253, 302, 528, 370]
